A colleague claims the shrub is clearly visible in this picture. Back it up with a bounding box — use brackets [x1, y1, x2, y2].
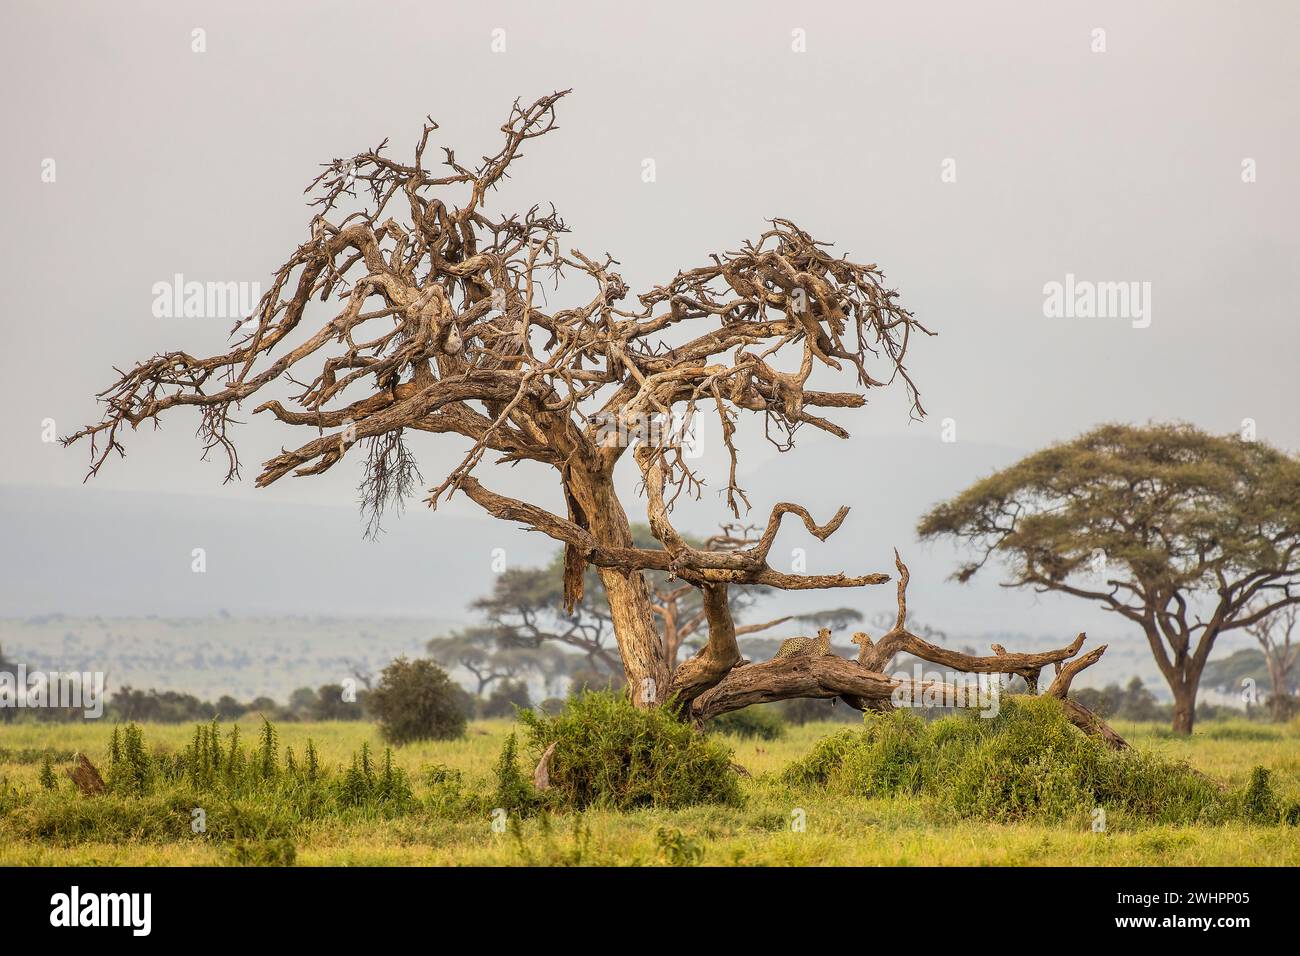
[492, 733, 544, 818]
[367, 657, 468, 745]
[782, 696, 1234, 825]
[38, 754, 58, 791]
[517, 691, 742, 811]
[1241, 766, 1280, 823]
[337, 743, 415, 809]
[108, 724, 154, 796]
[707, 705, 787, 741]
[422, 764, 480, 818]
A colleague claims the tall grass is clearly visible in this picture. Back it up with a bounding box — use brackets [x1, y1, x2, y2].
[2, 719, 420, 849]
[1, 707, 1296, 865]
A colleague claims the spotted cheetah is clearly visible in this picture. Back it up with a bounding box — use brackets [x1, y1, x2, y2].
[772, 627, 833, 661]
[850, 631, 874, 663]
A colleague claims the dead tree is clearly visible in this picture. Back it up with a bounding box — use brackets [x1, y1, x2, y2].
[1245, 603, 1299, 716]
[67, 92, 1118, 741]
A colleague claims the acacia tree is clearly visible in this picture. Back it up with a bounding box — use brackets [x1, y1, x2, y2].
[425, 627, 569, 697]
[67, 92, 1115, 735]
[452, 524, 805, 681]
[918, 423, 1300, 734]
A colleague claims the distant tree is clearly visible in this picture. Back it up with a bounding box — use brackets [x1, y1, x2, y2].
[1244, 603, 1299, 719]
[919, 423, 1300, 733]
[247, 696, 280, 717]
[1116, 676, 1162, 722]
[1201, 648, 1269, 694]
[866, 611, 945, 644]
[1071, 677, 1163, 722]
[0, 644, 17, 724]
[214, 695, 245, 720]
[287, 686, 321, 718]
[367, 657, 468, 744]
[567, 667, 623, 695]
[426, 627, 567, 696]
[312, 683, 365, 720]
[796, 607, 864, 632]
[465, 525, 847, 686]
[107, 687, 217, 723]
[480, 678, 531, 718]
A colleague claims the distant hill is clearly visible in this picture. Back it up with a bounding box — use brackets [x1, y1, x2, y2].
[0, 614, 458, 702]
[0, 483, 555, 618]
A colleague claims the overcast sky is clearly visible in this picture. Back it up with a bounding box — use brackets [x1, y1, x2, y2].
[1, 1, 1296, 635]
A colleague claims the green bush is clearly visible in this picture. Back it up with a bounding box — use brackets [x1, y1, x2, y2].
[108, 724, 155, 796]
[1241, 767, 1280, 823]
[492, 733, 545, 818]
[517, 691, 742, 811]
[337, 743, 415, 809]
[783, 696, 1235, 825]
[421, 764, 482, 818]
[367, 657, 468, 745]
[38, 754, 58, 791]
[707, 705, 787, 741]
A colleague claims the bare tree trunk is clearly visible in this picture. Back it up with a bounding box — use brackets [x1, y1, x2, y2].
[568, 467, 669, 708]
[1171, 682, 1197, 735]
[1264, 655, 1287, 718]
[660, 597, 682, 669]
[1144, 620, 1206, 735]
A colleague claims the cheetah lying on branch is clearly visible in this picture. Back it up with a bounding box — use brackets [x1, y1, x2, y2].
[771, 627, 833, 660]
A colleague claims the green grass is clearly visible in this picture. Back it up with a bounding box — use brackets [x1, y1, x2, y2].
[1, 713, 1297, 866]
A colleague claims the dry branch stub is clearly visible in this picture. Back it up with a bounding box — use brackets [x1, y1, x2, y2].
[67, 754, 107, 796]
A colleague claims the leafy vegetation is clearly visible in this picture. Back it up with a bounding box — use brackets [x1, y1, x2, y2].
[782, 696, 1293, 827]
[367, 657, 468, 744]
[1, 710, 1297, 866]
[517, 691, 743, 810]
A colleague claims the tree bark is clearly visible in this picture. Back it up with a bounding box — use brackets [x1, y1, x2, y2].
[566, 465, 669, 708]
[1171, 683, 1197, 735]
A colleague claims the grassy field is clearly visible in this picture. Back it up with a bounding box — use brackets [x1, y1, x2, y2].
[1, 715, 1297, 866]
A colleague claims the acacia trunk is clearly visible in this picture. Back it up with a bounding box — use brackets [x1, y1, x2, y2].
[1264, 655, 1293, 717]
[1144, 621, 1206, 736]
[567, 467, 669, 708]
[1171, 683, 1196, 735]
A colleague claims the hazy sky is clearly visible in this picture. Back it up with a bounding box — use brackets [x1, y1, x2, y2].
[1, 1, 1296, 636]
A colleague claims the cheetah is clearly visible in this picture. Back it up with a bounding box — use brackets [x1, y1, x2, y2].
[772, 627, 833, 661]
[850, 631, 874, 663]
